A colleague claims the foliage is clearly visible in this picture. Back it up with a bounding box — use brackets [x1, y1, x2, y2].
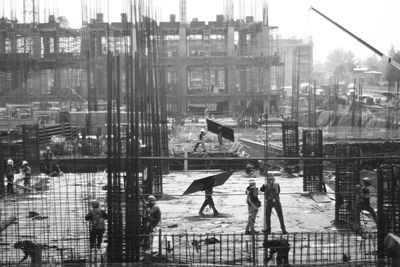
[325, 48, 355, 79]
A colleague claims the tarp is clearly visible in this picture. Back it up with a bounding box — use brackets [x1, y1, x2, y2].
[206, 119, 234, 142]
[183, 171, 234, 195]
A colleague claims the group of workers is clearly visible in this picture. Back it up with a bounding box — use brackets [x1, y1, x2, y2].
[5, 159, 31, 195]
[4, 146, 60, 196]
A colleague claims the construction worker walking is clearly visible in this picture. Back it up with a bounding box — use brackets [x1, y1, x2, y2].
[261, 176, 287, 234]
[21, 161, 31, 194]
[245, 179, 261, 234]
[85, 200, 108, 251]
[6, 159, 14, 195]
[199, 180, 219, 216]
[193, 128, 207, 152]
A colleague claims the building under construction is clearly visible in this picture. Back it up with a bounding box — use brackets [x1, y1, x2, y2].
[0, 0, 400, 266]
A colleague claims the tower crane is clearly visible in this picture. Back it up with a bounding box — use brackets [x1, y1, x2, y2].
[310, 6, 400, 71]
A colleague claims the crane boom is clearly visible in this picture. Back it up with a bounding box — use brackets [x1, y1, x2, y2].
[310, 6, 400, 71]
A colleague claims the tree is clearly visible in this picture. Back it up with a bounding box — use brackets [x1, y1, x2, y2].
[363, 55, 385, 72]
[325, 48, 355, 79]
[384, 51, 400, 85]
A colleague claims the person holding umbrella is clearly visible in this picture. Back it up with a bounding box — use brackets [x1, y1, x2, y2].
[199, 179, 219, 216]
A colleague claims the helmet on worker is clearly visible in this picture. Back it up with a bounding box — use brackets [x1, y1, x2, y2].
[148, 195, 156, 202]
[363, 177, 371, 186]
[46, 146, 51, 151]
[22, 160, 28, 166]
[91, 200, 99, 208]
[200, 128, 205, 133]
[7, 159, 13, 165]
[248, 179, 256, 185]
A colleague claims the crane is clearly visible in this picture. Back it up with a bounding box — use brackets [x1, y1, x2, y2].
[310, 6, 400, 71]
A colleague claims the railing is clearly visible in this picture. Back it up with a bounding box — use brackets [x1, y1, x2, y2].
[142, 231, 384, 266]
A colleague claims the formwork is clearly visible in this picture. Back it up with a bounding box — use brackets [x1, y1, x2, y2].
[302, 129, 323, 192]
[334, 143, 360, 225]
[377, 164, 400, 263]
[282, 121, 299, 170]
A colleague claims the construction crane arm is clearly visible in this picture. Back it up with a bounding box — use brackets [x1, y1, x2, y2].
[310, 6, 400, 71]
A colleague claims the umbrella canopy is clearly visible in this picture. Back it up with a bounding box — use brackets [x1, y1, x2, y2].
[183, 171, 234, 195]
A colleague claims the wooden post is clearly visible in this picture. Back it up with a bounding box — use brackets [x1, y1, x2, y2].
[384, 233, 400, 267]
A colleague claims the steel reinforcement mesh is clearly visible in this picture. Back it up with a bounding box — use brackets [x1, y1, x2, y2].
[0, 171, 107, 263]
[302, 129, 323, 192]
[282, 121, 299, 169]
[334, 143, 360, 225]
[377, 164, 400, 263]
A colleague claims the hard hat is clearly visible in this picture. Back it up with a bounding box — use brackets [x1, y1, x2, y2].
[7, 159, 13, 165]
[46, 146, 51, 150]
[91, 200, 99, 207]
[363, 177, 371, 185]
[248, 179, 256, 184]
[200, 128, 205, 132]
[22, 160, 28, 166]
[148, 195, 156, 201]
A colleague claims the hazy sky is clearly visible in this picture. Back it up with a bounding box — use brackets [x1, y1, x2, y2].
[3, 0, 400, 62]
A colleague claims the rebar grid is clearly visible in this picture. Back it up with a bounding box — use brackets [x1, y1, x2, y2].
[334, 143, 360, 226]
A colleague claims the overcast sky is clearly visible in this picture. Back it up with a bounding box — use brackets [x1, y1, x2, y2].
[3, 0, 400, 62]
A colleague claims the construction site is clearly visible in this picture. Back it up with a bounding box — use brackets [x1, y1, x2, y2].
[0, 0, 399, 266]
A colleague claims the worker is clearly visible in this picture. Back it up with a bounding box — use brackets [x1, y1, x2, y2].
[199, 180, 219, 216]
[14, 240, 42, 264]
[261, 176, 287, 234]
[353, 177, 377, 230]
[6, 159, 14, 195]
[85, 200, 108, 251]
[42, 146, 54, 175]
[144, 195, 161, 233]
[142, 195, 161, 251]
[263, 238, 290, 266]
[245, 179, 261, 234]
[193, 128, 207, 152]
[217, 126, 223, 146]
[21, 160, 31, 194]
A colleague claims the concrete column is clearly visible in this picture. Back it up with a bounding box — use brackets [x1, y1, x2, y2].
[10, 32, 17, 53]
[0, 32, 6, 53]
[227, 26, 235, 56]
[262, 26, 270, 94]
[177, 64, 187, 114]
[178, 26, 187, 57]
[32, 32, 41, 58]
[53, 33, 59, 54]
[44, 35, 51, 54]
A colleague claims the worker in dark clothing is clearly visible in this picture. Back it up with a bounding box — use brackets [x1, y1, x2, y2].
[144, 195, 161, 233]
[85, 200, 108, 250]
[6, 159, 14, 195]
[193, 128, 207, 152]
[14, 240, 42, 264]
[43, 146, 54, 175]
[142, 195, 161, 250]
[261, 176, 288, 234]
[199, 180, 219, 216]
[21, 160, 31, 194]
[217, 126, 223, 146]
[353, 177, 377, 230]
[245, 179, 261, 234]
[263, 238, 290, 266]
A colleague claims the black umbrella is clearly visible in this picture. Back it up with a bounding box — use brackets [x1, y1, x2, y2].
[182, 171, 234, 195]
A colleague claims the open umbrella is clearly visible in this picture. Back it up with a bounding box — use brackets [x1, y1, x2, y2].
[183, 171, 234, 195]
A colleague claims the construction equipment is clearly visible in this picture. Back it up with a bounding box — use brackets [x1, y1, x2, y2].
[310, 6, 400, 71]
